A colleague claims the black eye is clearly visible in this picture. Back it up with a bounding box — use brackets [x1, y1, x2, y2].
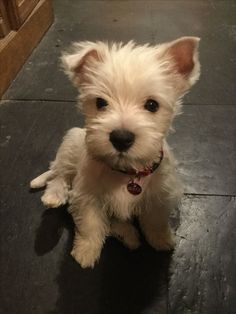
[144, 99, 159, 113]
[96, 98, 108, 110]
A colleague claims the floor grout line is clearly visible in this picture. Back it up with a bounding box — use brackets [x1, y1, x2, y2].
[184, 192, 235, 198]
[1, 99, 77, 103]
[183, 103, 236, 106]
[1, 99, 236, 106]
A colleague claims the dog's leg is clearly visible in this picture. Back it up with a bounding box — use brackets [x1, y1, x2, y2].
[30, 170, 54, 188]
[31, 128, 86, 208]
[139, 204, 175, 251]
[70, 205, 109, 268]
[110, 219, 140, 250]
[139, 148, 182, 251]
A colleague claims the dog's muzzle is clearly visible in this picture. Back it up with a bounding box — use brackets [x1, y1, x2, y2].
[109, 129, 135, 152]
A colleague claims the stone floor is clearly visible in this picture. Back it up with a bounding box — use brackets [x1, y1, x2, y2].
[1, 1, 236, 313]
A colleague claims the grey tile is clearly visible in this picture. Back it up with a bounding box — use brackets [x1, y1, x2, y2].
[168, 104, 236, 195]
[0, 100, 79, 187]
[3, 1, 236, 105]
[169, 195, 236, 314]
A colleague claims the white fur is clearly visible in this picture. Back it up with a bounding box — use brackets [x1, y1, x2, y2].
[31, 37, 200, 268]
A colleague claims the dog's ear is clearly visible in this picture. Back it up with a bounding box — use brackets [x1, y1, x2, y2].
[61, 42, 102, 86]
[160, 37, 200, 88]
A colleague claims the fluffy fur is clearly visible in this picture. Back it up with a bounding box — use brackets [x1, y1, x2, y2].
[30, 37, 200, 268]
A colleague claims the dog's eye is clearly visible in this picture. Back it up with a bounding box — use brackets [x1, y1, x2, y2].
[144, 99, 159, 113]
[96, 98, 108, 110]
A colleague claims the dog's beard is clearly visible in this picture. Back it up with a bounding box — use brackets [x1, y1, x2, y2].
[89, 151, 153, 171]
[93, 152, 143, 170]
[86, 135, 164, 171]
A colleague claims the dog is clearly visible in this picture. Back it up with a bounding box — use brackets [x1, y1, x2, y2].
[30, 37, 200, 268]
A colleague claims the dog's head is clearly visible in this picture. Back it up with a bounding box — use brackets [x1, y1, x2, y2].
[62, 38, 200, 169]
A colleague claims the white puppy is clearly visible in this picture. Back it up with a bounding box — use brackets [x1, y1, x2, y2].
[31, 37, 200, 268]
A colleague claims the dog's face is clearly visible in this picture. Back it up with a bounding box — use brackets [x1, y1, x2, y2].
[62, 38, 200, 169]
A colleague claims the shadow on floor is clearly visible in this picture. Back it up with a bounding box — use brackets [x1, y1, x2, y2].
[34, 207, 172, 314]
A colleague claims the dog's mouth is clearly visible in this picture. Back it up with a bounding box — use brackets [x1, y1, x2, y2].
[93, 151, 135, 171]
[112, 150, 164, 175]
[105, 153, 130, 169]
[109, 152, 152, 172]
[118, 152, 126, 159]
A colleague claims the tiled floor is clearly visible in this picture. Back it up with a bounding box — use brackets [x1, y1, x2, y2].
[1, 1, 236, 313]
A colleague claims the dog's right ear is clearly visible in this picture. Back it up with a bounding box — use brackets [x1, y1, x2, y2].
[61, 42, 102, 86]
[158, 37, 200, 90]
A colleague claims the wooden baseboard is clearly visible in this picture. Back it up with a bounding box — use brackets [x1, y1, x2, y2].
[0, 0, 53, 98]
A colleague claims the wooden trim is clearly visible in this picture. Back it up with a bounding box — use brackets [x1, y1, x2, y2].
[0, 0, 11, 37]
[0, 16, 10, 38]
[0, 0, 53, 98]
[3, 0, 21, 30]
[17, 0, 40, 27]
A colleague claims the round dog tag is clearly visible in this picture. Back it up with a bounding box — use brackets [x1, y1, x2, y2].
[127, 181, 142, 195]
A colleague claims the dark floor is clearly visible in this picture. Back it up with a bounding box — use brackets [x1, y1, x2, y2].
[1, 1, 236, 313]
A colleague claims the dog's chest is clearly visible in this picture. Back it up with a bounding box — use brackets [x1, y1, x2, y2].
[76, 159, 153, 220]
[99, 171, 152, 220]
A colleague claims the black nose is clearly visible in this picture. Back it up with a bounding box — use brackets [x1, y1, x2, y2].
[109, 129, 135, 152]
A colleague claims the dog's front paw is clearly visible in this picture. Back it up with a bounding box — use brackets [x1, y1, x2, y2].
[71, 238, 101, 268]
[145, 229, 176, 251]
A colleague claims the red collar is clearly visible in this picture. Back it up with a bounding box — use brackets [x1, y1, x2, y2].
[113, 150, 164, 178]
[113, 150, 164, 196]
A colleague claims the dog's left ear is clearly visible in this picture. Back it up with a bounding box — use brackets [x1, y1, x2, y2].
[160, 36, 200, 89]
